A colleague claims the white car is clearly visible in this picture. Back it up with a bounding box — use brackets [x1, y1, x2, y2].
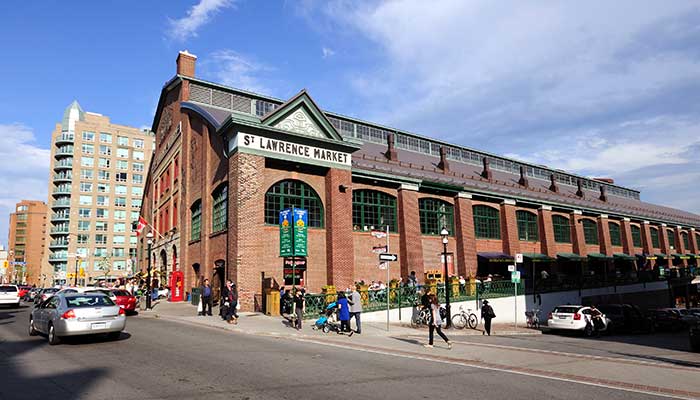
[0, 285, 21, 308]
[547, 305, 609, 336]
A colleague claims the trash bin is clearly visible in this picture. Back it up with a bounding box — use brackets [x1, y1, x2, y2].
[266, 289, 280, 316]
[191, 287, 201, 306]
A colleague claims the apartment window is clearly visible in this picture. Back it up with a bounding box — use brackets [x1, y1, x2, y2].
[582, 219, 599, 245]
[77, 234, 89, 244]
[609, 222, 622, 246]
[82, 131, 95, 141]
[96, 195, 109, 206]
[419, 198, 454, 235]
[133, 151, 144, 161]
[80, 169, 93, 179]
[116, 148, 129, 158]
[79, 195, 92, 205]
[650, 227, 660, 248]
[552, 215, 571, 243]
[667, 230, 675, 248]
[631, 225, 642, 247]
[212, 184, 228, 232]
[696, 234, 700, 251]
[113, 260, 126, 271]
[173, 200, 178, 227]
[116, 172, 128, 182]
[132, 199, 142, 208]
[131, 187, 143, 196]
[99, 158, 110, 168]
[98, 170, 110, 180]
[473, 205, 500, 239]
[82, 144, 94, 154]
[112, 248, 125, 257]
[114, 210, 126, 220]
[96, 208, 109, 218]
[115, 185, 127, 195]
[117, 136, 128, 146]
[97, 183, 110, 193]
[133, 174, 143, 184]
[78, 221, 90, 231]
[130, 211, 139, 220]
[133, 162, 144, 172]
[95, 221, 108, 232]
[114, 222, 126, 233]
[113, 236, 125, 245]
[100, 132, 112, 143]
[16, 205, 28, 212]
[191, 200, 201, 241]
[76, 248, 89, 257]
[94, 247, 108, 257]
[173, 156, 179, 181]
[115, 197, 126, 207]
[117, 160, 128, 170]
[95, 234, 107, 244]
[99, 145, 111, 155]
[81, 157, 94, 167]
[516, 210, 539, 241]
[15, 229, 26, 236]
[78, 208, 91, 218]
[80, 182, 93, 192]
[134, 139, 144, 148]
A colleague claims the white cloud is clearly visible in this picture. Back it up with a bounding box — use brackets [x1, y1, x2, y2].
[322, 47, 335, 58]
[0, 124, 50, 246]
[201, 49, 274, 94]
[167, 0, 235, 41]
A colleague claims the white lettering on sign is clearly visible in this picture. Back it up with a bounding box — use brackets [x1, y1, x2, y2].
[234, 133, 352, 167]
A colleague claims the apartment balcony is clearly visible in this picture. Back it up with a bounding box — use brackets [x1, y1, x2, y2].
[48, 253, 68, 262]
[51, 199, 71, 209]
[51, 213, 70, 222]
[48, 240, 69, 249]
[55, 145, 74, 158]
[55, 133, 74, 145]
[52, 186, 72, 196]
[53, 160, 73, 170]
[53, 172, 73, 183]
[50, 226, 69, 235]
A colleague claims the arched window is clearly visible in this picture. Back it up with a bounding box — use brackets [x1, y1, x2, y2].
[608, 222, 621, 246]
[419, 198, 454, 235]
[473, 205, 500, 239]
[212, 184, 228, 233]
[650, 227, 660, 248]
[516, 210, 538, 241]
[190, 200, 201, 241]
[696, 233, 700, 250]
[264, 180, 324, 228]
[681, 232, 689, 250]
[666, 229, 675, 249]
[552, 215, 571, 243]
[582, 219, 598, 245]
[631, 225, 642, 248]
[352, 190, 397, 232]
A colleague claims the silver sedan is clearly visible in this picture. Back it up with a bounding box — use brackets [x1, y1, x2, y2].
[29, 292, 126, 345]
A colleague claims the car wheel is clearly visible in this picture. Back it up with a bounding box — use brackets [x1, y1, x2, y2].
[28, 318, 37, 336]
[48, 324, 60, 345]
[584, 324, 594, 337]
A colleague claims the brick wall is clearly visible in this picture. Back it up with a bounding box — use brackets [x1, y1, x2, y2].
[454, 196, 477, 277]
[325, 168, 354, 290]
[397, 188, 424, 281]
[500, 202, 520, 255]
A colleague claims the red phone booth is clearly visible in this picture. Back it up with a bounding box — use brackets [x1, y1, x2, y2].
[170, 270, 184, 302]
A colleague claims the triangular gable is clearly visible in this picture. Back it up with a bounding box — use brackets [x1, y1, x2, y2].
[261, 90, 343, 141]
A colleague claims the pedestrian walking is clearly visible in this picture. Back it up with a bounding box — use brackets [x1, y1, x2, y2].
[349, 285, 363, 334]
[337, 292, 353, 335]
[481, 300, 495, 336]
[279, 286, 286, 315]
[294, 289, 305, 330]
[424, 293, 451, 349]
[200, 278, 213, 316]
[225, 281, 239, 324]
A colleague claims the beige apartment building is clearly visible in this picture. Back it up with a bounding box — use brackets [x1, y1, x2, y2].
[7, 200, 47, 285]
[42, 101, 154, 285]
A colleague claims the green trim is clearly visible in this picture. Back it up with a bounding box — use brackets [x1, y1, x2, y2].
[522, 253, 555, 262]
[419, 197, 455, 236]
[613, 253, 635, 261]
[557, 253, 586, 262]
[420, 180, 463, 192]
[671, 253, 690, 260]
[352, 170, 421, 185]
[352, 189, 397, 233]
[588, 253, 613, 260]
[516, 210, 539, 242]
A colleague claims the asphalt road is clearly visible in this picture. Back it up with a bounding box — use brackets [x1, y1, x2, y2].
[0, 304, 688, 400]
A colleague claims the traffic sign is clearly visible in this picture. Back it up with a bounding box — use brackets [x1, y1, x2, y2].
[511, 271, 521, 283]
[515, 253, 523, 263]
[508, 264, 516, 272]
[379, 253, 398, 262]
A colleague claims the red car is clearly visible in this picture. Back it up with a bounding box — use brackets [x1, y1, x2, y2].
[111, 289, 137, 314]
[17, 286, 31, 300]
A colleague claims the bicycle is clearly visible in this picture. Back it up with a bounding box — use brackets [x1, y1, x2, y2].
[411, 305, 432, 328]
[525, 309, 541, 329]
[451, 305, 479, 329]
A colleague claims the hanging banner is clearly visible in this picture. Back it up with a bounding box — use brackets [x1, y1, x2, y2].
[292, 208, 308, 256]
[279, 208, 293, 257]
[372, 245, 388, 254]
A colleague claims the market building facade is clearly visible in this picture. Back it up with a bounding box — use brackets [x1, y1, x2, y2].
[139, 51, 700, 311]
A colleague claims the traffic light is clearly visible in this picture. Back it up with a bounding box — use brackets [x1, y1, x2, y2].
[2, 260, 7, 269]
[79, 267, 85, 277]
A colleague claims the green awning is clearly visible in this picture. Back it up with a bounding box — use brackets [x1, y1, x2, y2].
[672, 253, 691, 260]
[523, 253, 556, 263]
[689, 254, 700, 259]
[636, 254, 657, 260]
[613, 253, 636, 261]
[655, 253, 670, 260]
[588, 253, 614, 260]
[557, 252, 587, 262]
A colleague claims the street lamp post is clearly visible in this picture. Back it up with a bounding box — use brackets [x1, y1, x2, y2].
[441, 227, 451, 328]
[74, 255, 81, 287]
[146, 232, 154, 310]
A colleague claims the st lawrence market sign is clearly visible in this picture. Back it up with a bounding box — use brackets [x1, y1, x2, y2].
[232, 133, 352, 169]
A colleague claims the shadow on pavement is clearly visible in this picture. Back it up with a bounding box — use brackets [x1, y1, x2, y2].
[392, 337, 424, 346]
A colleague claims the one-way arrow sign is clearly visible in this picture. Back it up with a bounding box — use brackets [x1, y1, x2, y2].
[379, 253, 398, 262]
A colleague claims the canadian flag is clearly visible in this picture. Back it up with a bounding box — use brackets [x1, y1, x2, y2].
[135, 216, 148, 236]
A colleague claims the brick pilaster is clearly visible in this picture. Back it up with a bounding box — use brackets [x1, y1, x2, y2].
[689, 228, 699, 254]
[538, 206, 557, 257]
[500, 200, 519, 255]
[325, 168, 354, 289]
[674, 226, 687, 266]
[598, 215, 613, 256]
[571, 211, 587, 256]
[641, 221, 653, 255]
[620, 218, 634, 255]
[658, 224, 671, 267]
[454, 194, 477, 278]
[398, 185, 424, 282]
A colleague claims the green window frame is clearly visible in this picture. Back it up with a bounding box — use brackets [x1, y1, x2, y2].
[682, 232, 689, 250]
[650, 228, 660, 248]
[190, 200, 201, 241]
[473, 205, 500, 239]
[352, 190, 397, 232]
[666, 229, 675, 248]
[552, 215, 571, 243]
[631, 225, 642, 248]
[264, 180, 324, 228]
[516, 210, 539, 241]
[212, 185, 228, 233]
[696, 233, 700, 251]
[582, 219, 598, 245]
[608, 222, 622, 246]
[419, 198, 454, 236]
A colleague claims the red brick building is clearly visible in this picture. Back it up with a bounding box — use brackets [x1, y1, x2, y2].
[139, 51, 700, 311]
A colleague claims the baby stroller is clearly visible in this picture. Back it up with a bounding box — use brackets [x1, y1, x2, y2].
[313, 301, 340, 333]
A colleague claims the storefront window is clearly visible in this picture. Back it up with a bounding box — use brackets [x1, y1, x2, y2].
[473, 205, 500, 239]
[265, 180, 324, 228]
[516, 210, 538, 241]
[419, 198, 454, 235]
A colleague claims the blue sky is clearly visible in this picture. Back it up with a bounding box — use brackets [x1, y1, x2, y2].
[1, 0, 700, 246]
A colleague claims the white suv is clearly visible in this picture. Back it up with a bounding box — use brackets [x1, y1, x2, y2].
[0, 285, 21, 308]
[547, 305, 609, 336]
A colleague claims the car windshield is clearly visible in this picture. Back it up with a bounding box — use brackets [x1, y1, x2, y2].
[112, 290, 130, 296]
[553, 306, 581, 314]
[0, 286, 17, 292]
[65, 295, 116, 308]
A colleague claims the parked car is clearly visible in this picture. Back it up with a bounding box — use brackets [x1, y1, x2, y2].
[110, 290, 137, 313]
[547, 305, 609, 336]
[24, 287, 41, 302]
[29, 292, 126, 345]
[690, 322, 700, 352]
[34, 288, 60, 305]
[597, 304, 654, 334]
[0, 285, 20, 308]
[674, 308, 700, 326]
[648, 309, 684, 331]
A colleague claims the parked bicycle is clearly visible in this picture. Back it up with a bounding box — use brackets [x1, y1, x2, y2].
[451, 305, 479, 329]
[411, 304, 432, 328]
[525, 309, 541, 329]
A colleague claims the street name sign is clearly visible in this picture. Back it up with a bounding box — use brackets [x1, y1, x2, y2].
[379, 253, 398, 262]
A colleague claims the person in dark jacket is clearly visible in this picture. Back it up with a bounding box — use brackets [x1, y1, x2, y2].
[225, 281, 239, 324]
[481, 300, 495, 335]
[294, 289, 305, 330]
[220, 281, 230, 320]
[337, 292, 354, 335]
[200, 279, 213, 316]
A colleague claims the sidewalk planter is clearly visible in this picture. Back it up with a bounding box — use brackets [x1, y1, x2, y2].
[358, 284, 370, 306]
[449, 276, 461, 297]
[389, 279, 400, 302]
[321, 285, 337, 304]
